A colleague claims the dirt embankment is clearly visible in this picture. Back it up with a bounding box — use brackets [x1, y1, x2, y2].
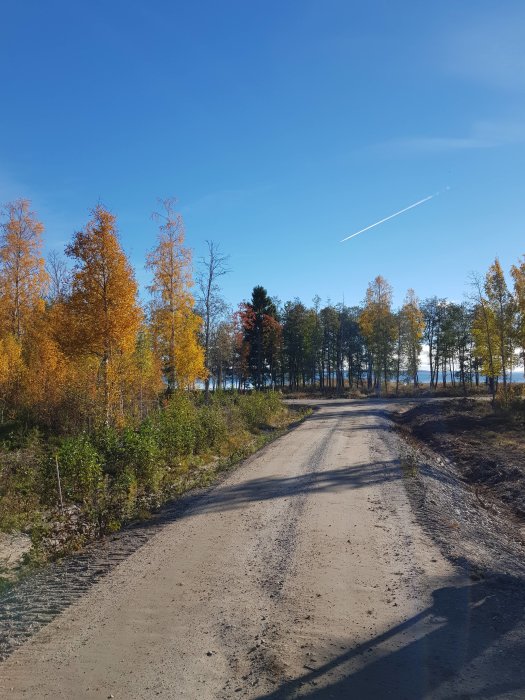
[394, 398, 525, 522]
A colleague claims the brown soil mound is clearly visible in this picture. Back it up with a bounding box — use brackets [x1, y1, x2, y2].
[396, 398, 525, 520]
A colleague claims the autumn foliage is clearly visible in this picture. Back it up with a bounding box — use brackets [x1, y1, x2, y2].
[0, 199, 205, 431]
[147, 199, 206, 392]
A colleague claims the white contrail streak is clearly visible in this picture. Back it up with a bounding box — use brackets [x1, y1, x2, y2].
[340, 194, 435, 243]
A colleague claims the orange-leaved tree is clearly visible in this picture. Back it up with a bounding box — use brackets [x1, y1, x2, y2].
[0, 333, 24, 420]
[64, 205, 142, 424]
[0, 199, 48, 340]
[21, 318, 70, 427]
[0, 199, 50, 419]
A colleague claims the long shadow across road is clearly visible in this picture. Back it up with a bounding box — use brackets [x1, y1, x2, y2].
[181, 460, 452, 516]
[257, 575, 525, 699]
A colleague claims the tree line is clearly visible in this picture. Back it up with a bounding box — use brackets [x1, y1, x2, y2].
[209, 267, 525, 402]
[1, 196, 523, 437]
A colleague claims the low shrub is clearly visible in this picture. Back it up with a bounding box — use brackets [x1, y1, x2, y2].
[0, 447, 43, 531]
[155, 391, 200, 460]
[236, 391, 283, 429]
[53, 435, 103, 507]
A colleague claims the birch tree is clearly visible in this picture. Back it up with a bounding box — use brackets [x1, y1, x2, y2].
[196, 241, 229, 399]
[147, 199, 205, 392]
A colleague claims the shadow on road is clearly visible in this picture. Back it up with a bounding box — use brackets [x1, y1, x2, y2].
[256, 575, 525, 699]
[182, 459, 452, 516]
[190, 462, 398, 512]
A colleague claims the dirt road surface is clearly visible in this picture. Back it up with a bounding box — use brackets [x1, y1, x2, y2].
[1, 399, 525, 699]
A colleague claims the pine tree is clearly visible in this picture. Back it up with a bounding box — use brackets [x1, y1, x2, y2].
[240, 286, 279, 389]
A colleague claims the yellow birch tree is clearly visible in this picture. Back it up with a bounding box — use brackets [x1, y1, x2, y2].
[0, 199, 48, 340]
[511, 255, 525, 373]
[359, 275, 396, 391]
[146, 199, 205, 391]
[399, 289, 424, 386]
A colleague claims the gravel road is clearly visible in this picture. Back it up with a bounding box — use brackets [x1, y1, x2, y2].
[1, 399, 524, 699]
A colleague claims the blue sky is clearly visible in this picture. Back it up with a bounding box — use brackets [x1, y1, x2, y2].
[1, 0, 524, 309]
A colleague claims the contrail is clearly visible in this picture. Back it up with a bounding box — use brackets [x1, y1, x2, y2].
[340, 193, 436, 243]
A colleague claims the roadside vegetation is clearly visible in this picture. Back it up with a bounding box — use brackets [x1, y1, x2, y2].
[0, 390, 304, 580]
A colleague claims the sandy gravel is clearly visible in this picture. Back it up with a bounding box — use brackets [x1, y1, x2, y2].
[1, 399, 523, 698]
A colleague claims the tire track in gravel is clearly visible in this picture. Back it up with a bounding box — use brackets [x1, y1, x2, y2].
[0, 508, 177, 660]
[213, 418, 340, 698]
[248, 424, 339, 686]
[255, 421, 338, 600]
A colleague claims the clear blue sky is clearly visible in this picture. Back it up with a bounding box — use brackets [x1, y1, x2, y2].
[1, 0, 524, 309]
